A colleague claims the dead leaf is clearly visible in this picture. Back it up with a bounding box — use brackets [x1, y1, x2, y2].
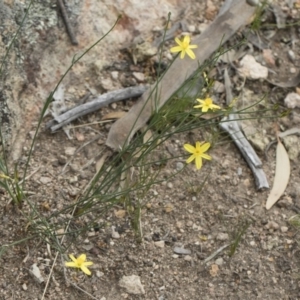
[164, 203, 174, 213]
[266, 139, 290, 210]
[96, 152, 109, 173]
[102, 111, 126, 120]
[209, 264, 219, 277]
[114, 209, 126, 218]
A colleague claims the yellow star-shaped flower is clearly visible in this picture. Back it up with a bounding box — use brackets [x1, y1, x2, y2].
[194, 97, 221, 112]
[65, 254, 93, 275]
[170, 35, 198, 59]
[184, 141, 212, 170]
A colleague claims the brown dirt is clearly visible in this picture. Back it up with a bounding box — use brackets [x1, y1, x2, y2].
[1, 1, 300, 300]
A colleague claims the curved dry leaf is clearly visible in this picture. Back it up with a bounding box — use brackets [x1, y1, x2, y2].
[266, 140, 290, 210]
[102, 111, 126, 120]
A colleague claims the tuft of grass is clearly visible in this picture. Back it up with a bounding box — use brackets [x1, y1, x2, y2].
[229, 219, 251, 257]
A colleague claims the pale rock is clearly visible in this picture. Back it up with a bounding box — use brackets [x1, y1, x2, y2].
[282, 135, 300, 161]
[215, 257, 224, 265]
[154, 241, 165, 248]
[132, 72, 145, 82]
[111, 226, 120, 239]
[39, 176, 52, 184]
[119, 275, 145, 295]
[284, 92, 300, 109]
[265, 221, 279, 230]
[238, 54, 268, 79]
[29, 263, 44, 284]
[100, 78, 114, 90]
[216, 233, 229, 241]
[213, 81, 225, 93]
[184, 255, 192, 261]
[65, 147, 76, 156]
[111, 71, 119, 80]
[281, 226, 288, 233]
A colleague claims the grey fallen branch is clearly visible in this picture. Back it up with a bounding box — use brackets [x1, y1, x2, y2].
[47, 86, 147, 132]
[220, 69, 269, 190]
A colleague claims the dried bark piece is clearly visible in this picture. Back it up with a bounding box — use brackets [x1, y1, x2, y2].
[106, 0, 256, 150]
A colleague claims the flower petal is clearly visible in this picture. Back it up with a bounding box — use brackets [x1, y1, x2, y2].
[195, 156, 203, 170]
[65, 262, 78, 268]
[183, 35, 190, 44]
[69, 254, 77, 263]
[186, 154, 195, 164]
[201, 153, 212, 160]
[170, 46, 182, 53]
[184, 144, 196, 153]
[186, 49, 196, 59]
[189, 44, 198, 49]
[78, 254, 86, 262]
[180, 50, 185, 59]
[200, 142, 211, 152]
[174, 37, 182, 45]
[81, 265, 92, 276]
[195, 141, 202, 151]
[83, 262, 93, 266]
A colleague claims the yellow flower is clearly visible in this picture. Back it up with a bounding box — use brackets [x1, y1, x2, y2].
[65, 254, 93, 275]
[184, 141, 212, 170]
[170, 35, 198, 59]
[194, 97, 221, 112]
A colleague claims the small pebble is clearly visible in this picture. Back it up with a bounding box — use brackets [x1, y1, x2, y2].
[184, 255, 192, 261]
[176, 162, 184, 170]
[22, 283, 27, 291]
[167, 182, 173, 189]
[154, 241, 165, 248]
[281, 226, 288, 233]
[111, 71, 119, 80]
[216, 233, 229, 241]
[172, 254, 179, 259]
[265, 221, 279, 230]
[173, 246, 191, 255]
[132, 72, 145, 82]
[215, 257, 224, 266]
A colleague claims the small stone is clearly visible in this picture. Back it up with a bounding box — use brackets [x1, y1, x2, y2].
[216, 233, 229, 241]
[65, 147, 76, 156]
[119, 275, 145, 295]
[29, 263, 44, 284]
[132, 72, 145, 82]
[111, 102, 117, 109]
[284, 92, 300, 109]
[281, 226, 288, 233]
[176, 162, 184, 170]
[250, 241, 256, 246]
[100, 77, 114, 90]
[164, 203, 174, 213]
[111, 226, 120, 239]
[173, 246, 191, 255]
[188, 24, 196, 32]
[58, 155, 67, 165]
[213, 81, 225, 93]
[111, 71, 119, 80]
[39, 176, 52, 184]
[172, 254, 179, 259]
[184, 255, 192, 261]
[154, 241, 165, 248]
[22, 283, 27, 291]
[167, 182, 173, 189]
[238, 54, 268, 80]
[68, 176, 78, 183]
[290, 67, 296, 74]
[215, 258, 224, 266]
[265, 221, 279, 230]
[96, 271, 104, 278]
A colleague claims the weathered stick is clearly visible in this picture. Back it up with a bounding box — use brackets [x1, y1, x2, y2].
[220, 69, 269, 190]
[106, 0, 256, 150]
[48, 86, 147, 132]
